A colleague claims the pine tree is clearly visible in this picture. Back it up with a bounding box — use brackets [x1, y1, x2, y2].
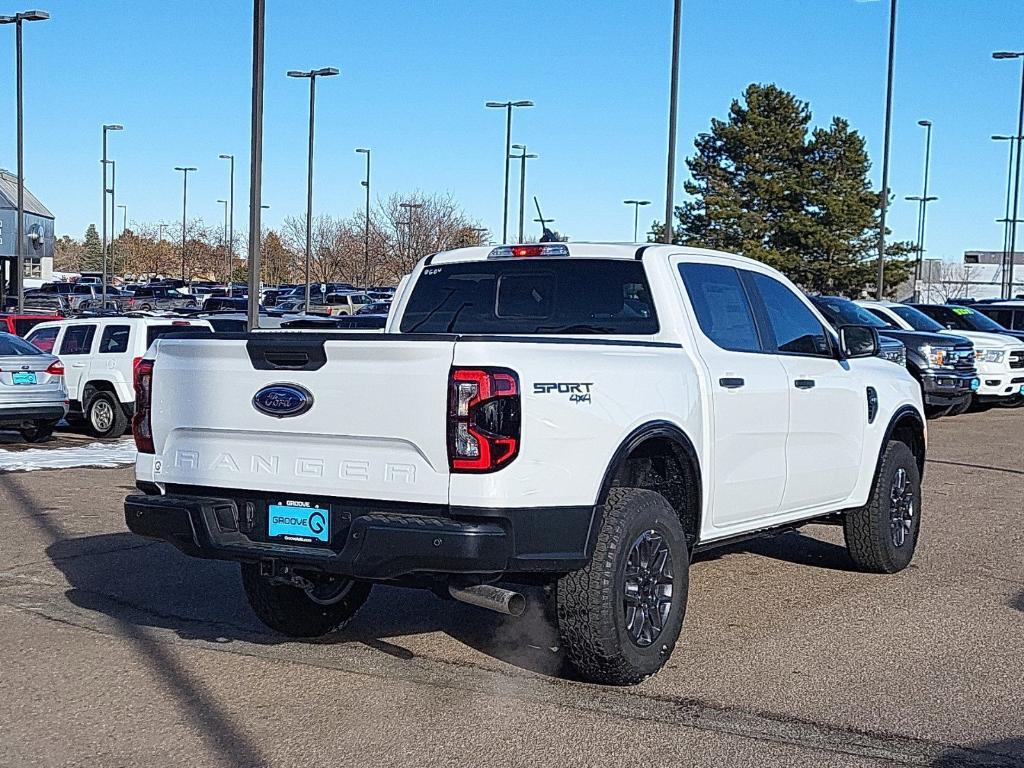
[658, 83, 912, 296]
[82, 224, 103, 271]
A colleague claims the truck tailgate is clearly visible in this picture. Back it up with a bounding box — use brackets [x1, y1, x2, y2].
[149, 335, 455, 503]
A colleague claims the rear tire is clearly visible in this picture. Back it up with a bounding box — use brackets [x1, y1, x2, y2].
[85, 392, 129, 438]
[556, 488, 689, 686]
[20, 420, 56, 443]
[241, 564, 371, 637]
[843, 441, 921, 574]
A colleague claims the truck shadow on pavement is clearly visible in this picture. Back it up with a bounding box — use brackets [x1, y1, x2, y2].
[929, 738, 1024, 767]
[49, 532, 569, 678]
[693, 527, 859, 572]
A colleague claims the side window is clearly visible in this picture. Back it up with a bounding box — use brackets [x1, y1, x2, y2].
[99, 325, 131, 354]
[748, 273, 831, 357]
[27, 326, 59, 353]
[59, 325, 97, 355]
[678, 263, 761, 353]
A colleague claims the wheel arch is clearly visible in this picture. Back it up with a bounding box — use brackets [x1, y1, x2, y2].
[595, 420, 703, 549]
[877, 405, 926, 480]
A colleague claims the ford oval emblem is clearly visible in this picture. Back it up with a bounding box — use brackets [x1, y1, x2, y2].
[252, 384, 314, 418]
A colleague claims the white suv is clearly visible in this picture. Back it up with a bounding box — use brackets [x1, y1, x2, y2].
[26, 317, 211, 438]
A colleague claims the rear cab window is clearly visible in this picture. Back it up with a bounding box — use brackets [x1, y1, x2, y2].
[400, 258, 658, 335]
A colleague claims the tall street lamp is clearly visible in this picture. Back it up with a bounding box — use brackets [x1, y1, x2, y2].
[217, 199, 229, 282]
[247, 0, 266, 329]
[109, 159, 117, 291]
[219, 154, 235, 295]
[98, 122, 122, 309]
[993, 134, 1021, 288]
[174, 166, 196, 282]
[663, 0, 681, 245]
[624, 199, 652, 242]
[116, 202, 126, 282]
[875, 0, 898, 298]
[0, 9, 48, 312]
[356, 148, 371, 286]
[288, 66, 339, 309]
[904, 120, 936, 301]
[510, 144, 537, 243]
[485, 100, 533, 243]
[993, 51, 1024, 298]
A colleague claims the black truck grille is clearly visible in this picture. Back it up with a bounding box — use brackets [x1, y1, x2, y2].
[1010, 351, 1024, 370]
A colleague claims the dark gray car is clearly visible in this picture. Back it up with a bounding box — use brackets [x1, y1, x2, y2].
[125, 286, 198, 311]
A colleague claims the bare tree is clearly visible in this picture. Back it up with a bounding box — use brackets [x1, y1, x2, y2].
[925, 262, 978, 303]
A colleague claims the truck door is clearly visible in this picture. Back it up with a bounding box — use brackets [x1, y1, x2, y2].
[677, 262, 790, 528]
[745, 273, 866, 511]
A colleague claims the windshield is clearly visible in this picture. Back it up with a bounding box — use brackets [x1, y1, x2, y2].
[889, 305, 945, 333]
[400, 258, 659, 335]
[0, 333, 43, 356]
[812, 297, 890, 329]
[914, 304, 1008, 333]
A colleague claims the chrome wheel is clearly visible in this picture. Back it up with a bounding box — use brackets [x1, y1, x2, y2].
[91, 399, 114, 432]
[890, 467, 915, 548]
[623, 529, 674, 647]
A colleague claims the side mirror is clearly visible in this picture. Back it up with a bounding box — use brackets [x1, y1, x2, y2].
[838, 325, 879, 359]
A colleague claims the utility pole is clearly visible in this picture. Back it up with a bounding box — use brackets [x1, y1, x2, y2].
[875, 0, 898, 298]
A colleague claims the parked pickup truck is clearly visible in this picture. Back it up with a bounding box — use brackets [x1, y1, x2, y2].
[124, 243, 927, 685]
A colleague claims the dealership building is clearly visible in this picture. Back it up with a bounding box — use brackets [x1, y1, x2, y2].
[915, 250, 1024, 302]
[0, 168, 55, 298]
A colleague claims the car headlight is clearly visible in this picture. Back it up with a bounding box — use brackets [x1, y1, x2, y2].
[880, 346, 907, 367]
[975, 349, 1005, 364]
[922, 345, 956, 367]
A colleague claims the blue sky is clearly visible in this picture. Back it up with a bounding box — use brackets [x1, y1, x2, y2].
[0, 0, 1021, 262]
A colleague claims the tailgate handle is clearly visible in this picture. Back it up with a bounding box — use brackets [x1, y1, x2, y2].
[262, 351, 309, 369]
[246, 338, 327, 371]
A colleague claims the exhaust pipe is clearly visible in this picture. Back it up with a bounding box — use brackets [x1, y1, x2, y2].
[448, 584, 526, 617]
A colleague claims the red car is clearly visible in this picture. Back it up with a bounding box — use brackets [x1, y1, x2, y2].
[0, 313, 62, 338]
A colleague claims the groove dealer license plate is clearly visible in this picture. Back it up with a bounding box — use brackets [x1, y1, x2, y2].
[12, 372, 37, 385]
[267, 500, 330, 545]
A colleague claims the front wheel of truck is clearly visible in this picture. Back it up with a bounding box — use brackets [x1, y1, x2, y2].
[241, 564, 372, 637]
[556, 488, 689, 686]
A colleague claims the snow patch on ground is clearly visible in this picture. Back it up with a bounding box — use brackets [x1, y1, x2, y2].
[0, 439, 137, 472]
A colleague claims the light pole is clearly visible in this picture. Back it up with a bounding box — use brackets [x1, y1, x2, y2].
[217, 199, 229, 282]
[485, 100, 533, 243]
[156, 223, 167, 280]
[98, 123, 122, 309]
[247, 0, 266, 329]
[663, 0, 681, 245]
[875, 0, 898, 298]
[116, 202, 126, 283]
[993, 51, 1024, 298]
[624, 199, 652, 242]
[174, 166, 196, 282]
[993, 134, 1021, 291]
[510, 144, 537, 243]
[0, 9, 48, 312]
[288, 67, 339, 309]
[108, 160, 116, 289]
[904, 120, 935, 301]
[219, 154, 235, 295]
[356, 148, 371, 286]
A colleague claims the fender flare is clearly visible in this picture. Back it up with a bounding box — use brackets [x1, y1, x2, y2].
[873, 404, 927, 484]
[588, 420, 703, 551]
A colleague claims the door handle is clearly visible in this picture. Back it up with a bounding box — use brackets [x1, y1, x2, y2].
[794, 379, 816, 389]
[719, 377, 745, 389]
[71, 363, 86, 368]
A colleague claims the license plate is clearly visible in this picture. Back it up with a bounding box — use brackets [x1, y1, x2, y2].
[268, 500, 330, 544]
[12, 372, 36, 385]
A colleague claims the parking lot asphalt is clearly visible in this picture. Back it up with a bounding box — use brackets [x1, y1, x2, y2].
[0, 409, 1022, 768]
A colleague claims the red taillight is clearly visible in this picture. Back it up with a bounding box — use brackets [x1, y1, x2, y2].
[133, 358, 155, 454]
[45, 360, 64, 376]
[447, 367, 520, 473]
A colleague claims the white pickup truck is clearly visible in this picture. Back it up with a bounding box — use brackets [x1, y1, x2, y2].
[125, 243, 926, 685]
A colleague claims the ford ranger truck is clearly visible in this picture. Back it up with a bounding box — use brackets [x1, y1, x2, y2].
[124, 243, 927, 685]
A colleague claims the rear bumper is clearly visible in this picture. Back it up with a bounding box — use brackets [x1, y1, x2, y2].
[919, 370, 978, 406]
[0, 402, 68, 426]
[124, 492, 594, 579]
